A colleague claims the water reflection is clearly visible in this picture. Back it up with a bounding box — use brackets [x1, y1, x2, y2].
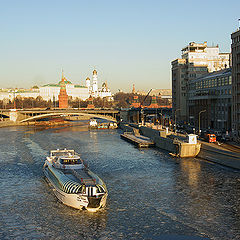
[0, 126, 240, 239]
[180, 159, 202, 187]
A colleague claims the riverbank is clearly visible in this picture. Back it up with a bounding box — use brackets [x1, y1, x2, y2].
[120, 123, 240, 170]
[119, 123, 201, 158]
[197, 141, 240, 170]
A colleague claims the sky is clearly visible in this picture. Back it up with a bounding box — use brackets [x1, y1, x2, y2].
[0, 0, 240, 93]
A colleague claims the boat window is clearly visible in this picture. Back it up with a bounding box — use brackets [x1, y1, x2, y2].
[60, 158, 81, 165]
[51, 150, 75, 157]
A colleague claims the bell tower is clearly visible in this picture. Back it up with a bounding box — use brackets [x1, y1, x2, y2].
[92, 69, 98, 97]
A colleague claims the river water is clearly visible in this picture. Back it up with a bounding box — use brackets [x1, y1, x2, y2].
[0, 125, 240, 240]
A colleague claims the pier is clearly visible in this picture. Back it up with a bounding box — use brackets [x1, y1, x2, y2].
[120, 132, 155, 148]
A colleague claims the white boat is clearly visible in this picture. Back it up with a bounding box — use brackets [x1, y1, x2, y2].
[89, 119, 98, 129]
[43, 149, 108, 212]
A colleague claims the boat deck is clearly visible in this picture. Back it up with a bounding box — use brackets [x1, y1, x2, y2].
[63, 168, 96, 185]
[120, 133, 155, 148]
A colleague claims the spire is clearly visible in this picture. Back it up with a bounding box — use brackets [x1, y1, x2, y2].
[132, 84, 136, 94]
[61, 68, 65, 82]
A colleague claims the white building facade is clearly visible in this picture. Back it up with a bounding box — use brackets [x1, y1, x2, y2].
[172, 41, 230, 122]
[0, 69, 113, 102]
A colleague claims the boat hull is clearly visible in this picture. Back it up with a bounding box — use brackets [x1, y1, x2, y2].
[43, 164, 107, 211]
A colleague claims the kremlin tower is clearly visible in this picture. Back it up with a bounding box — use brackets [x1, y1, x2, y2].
[131, 95, 141, 108]
[132, 84, 136, 94]
[148, 95, 159, 108]
[58, 72, 69, 108]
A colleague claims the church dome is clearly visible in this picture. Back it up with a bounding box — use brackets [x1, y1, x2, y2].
[93, 69, 97, 75]
[86, 77, 90, 80]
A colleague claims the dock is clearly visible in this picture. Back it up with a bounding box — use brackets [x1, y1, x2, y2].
[120, 132, 155, 148]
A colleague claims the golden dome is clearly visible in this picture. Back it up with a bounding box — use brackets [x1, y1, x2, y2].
[86, 77, 90, 80]
[93, 69, 97, 75]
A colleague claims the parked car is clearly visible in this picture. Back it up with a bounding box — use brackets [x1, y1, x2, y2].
[204, 133, 217, 143]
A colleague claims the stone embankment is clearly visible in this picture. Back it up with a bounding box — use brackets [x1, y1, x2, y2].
[120, 123, 201, 158]
[198, 141, 240, 170]
[120, 123, 240, 169]
[0, 120, 26, 128]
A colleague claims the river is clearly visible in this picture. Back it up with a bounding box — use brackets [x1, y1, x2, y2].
[0, 125, 240, 240]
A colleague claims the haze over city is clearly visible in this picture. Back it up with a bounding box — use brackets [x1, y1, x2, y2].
[1, 0, 239, 92]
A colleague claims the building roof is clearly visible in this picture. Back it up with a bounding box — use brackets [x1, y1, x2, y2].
[42, 84, 60, 87]
[74, 85, 88, 88]
[193, 68, 231, 82]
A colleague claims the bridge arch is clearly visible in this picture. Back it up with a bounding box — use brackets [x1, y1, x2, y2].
[20, 112, 117, 123]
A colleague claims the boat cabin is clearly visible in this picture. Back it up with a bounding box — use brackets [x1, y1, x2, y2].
[50, 149, 84, 169]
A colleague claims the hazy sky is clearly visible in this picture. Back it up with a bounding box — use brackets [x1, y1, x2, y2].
[1, 0, 239, 93]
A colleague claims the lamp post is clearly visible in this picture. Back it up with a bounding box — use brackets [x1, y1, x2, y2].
[198, 110, 206, 135]
[174, 108, 181, 133]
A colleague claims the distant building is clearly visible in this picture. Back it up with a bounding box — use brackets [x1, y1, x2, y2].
[0, 69, 113, 103]
[149, 89, 172, 104]
[148, 95, 159, 108]
[0, 88, 40, 101]
[231, 28, 240, 137]
[39, 73, 89, 101]
[131, 95, 141, 108]
[39, 69, 113, 101]
[132, 84, 136, 94]
[172, 41, 230, 123]
[188, 68, 232, 131]
[98, 82, 113, 100]
[132, 87, 172, 105]
[87, 70, 113, 100]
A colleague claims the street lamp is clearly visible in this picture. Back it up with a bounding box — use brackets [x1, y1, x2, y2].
[198, 110, 206, 135]
[174, 108, 181, 133]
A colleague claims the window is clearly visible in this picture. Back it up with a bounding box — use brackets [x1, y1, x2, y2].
[225, 77, 228, 85]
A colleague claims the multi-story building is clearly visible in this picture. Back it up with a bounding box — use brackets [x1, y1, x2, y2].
[172, 41, 230, 123]
[231, 29, 240, 138]
[188, 68, 232, 131]
[0, 88, 40, 101]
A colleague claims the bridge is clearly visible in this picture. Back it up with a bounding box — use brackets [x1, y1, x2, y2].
[0, 108, 120, 123]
